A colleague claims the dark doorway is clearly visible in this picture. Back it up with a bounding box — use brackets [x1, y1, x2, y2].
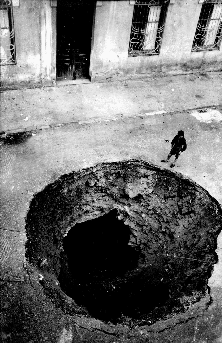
[56, 0, 95, 81]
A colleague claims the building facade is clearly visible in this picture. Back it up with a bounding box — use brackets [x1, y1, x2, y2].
[0, 0, 222, 87]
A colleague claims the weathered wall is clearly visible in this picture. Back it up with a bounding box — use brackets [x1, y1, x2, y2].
[1, 0, 222, 87]
[90, 0, 222, 81]
[1, 0, 56, 88]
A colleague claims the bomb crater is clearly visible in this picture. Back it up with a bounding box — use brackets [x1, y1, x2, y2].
[25, 160, 222, 327]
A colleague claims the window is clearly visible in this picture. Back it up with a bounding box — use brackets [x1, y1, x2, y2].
[192, 0, 222, 51]
[128, 0, 169, 56]
[0, 0, 16, 65]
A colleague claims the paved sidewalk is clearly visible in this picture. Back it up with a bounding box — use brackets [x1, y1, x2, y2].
[1, 71, 222, 133]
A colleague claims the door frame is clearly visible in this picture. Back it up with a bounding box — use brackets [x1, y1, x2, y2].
[40, 0, 99, 84]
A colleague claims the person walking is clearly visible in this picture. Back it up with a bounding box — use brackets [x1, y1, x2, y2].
[162, 130, 187, 168]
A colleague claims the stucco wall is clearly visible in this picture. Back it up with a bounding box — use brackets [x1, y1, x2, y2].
[1, 0, 55, 88]
[90, 0, 222, 81]
[1, 0, 41, 87]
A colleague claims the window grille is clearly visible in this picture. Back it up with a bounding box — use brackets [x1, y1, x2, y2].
[192, 0, 222, 51]
[128, 0, 170, 56]
[0, 0, 16, 65]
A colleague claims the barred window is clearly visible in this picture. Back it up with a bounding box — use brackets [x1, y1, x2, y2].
[128, 0, 169, 56]
[0, 0, 16, 65]
[192, 0, 222, 51]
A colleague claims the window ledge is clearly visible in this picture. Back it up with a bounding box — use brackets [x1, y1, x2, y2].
[128, 51, 160, 57]
[0, 60, 16, 66]
[130, 0, 176, 4]
[199, 0, 222, 2]
[191, 47, 221, 52]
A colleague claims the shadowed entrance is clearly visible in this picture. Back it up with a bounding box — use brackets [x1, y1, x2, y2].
[56, 0, 94, 80]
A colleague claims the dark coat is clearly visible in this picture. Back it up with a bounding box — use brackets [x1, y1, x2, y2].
[170, 134, 187, 154]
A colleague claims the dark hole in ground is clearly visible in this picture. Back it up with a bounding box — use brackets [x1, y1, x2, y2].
[25, 160, 222, 327]
[59, 210, 169, 323]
